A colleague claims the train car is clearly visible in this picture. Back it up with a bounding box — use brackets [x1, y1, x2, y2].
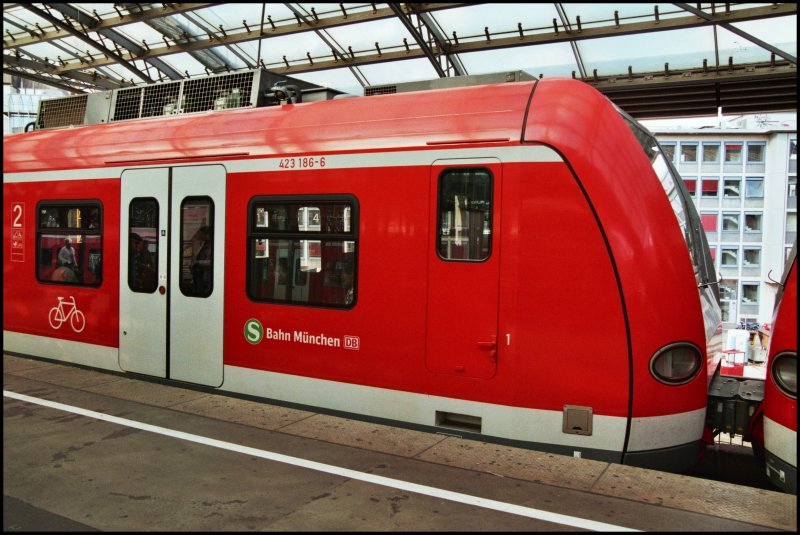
[3, 73, 722, 473]
[749, 244, 797, 493]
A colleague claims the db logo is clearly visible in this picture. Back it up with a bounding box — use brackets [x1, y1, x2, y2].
[344, 335, 360, 350]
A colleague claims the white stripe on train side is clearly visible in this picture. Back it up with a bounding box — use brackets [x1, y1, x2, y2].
[3, 145, 562, 183]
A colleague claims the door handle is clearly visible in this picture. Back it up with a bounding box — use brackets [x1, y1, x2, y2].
[477, 335, 497, 360]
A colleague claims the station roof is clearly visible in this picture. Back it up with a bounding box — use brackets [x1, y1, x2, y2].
[3, 3, 797, 119]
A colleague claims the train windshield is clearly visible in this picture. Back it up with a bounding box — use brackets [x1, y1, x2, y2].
[621, 112, 723, 360]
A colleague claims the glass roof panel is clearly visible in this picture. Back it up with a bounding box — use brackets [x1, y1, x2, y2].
[430, 3, 558, 42]
[289, 67, 364, 95]
[256, 32, 334, 68]
[358, 57, 442, 87]
[324, 18, 413, 54]
[720, 17, 798, 61]
[3, 6, 51, 33]
[191, 4, 267, 30]
[579, 27, 718, 75]
[115, 22, 176, 47]
[459, 42, 578, 78]
[3, 2, 796, 121]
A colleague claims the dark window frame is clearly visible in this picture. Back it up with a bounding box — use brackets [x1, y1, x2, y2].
[436, 167, 494, 263]
[246, 194, 359, 309]
[35, 199, 103, 287]
[128, 197, 160, 294]
[179, 196, 215, 298]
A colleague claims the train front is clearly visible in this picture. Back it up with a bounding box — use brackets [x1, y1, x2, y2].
[762, 245, 797, 493]
[524, 78, 722, 473]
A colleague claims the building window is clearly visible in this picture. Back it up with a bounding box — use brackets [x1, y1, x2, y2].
[723, 178, 741, 198]
[787, 213, 797, 233]
[744, 213, 763, 232]
[746, 142, 766, 163]
[788, 176, 797, 199]
[680, 142, 698, 163]
[660, 142, 676, 163]
[789, 139, 797, 173]
[701, 177, 719, 198]
[720, 279, 737, 323]
[702, 142, 720, 163]
[722, 213, 739, 231]
[701, 213, 718, 232]
[743, 248, 761, 267]
[741, 283, 759, 304]
[247, 195, 358, 308]
[683, 177, 697, 195]
[745, 177, 764, 198]
[725, 142, 743, 163]
[438, 168, 493, 261]
[37, 201, 103, 286]
[721, 248, 738, 267]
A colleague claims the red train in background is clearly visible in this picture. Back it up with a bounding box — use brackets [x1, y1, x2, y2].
[4, 72, 723, 473]
[749, 245, 797, 494]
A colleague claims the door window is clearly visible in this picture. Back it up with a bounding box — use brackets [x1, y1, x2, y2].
[437, 168, 493, 261]
[179, 197, 214, 298]
[128, 198, 159, 293]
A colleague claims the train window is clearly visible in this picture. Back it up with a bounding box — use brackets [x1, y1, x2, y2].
[437, 168, 492, 262]
[128, 198, 159, 293]
[179, 197, 214, 298]
[36, 201, 102, 286]
[247, 196, 358, 308]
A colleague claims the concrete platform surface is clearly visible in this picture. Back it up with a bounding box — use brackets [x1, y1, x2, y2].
[4, 353, 796, 532]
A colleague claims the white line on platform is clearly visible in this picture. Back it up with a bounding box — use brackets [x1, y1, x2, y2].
[4, 389, 639, 532]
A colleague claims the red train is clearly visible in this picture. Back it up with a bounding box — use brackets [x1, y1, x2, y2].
[750, 245, 797, 493]
[3, 74, 723, 473]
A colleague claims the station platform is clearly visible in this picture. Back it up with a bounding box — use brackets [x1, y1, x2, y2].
[3, 353, 796, 532]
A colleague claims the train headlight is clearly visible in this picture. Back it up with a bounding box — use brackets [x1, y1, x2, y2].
[771, 352, 797, 399]
[649, 343, 702, 386]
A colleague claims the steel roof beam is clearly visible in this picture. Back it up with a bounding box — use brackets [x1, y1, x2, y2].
[554, 3, 587, 79]
[674, 3, 797, 64]
[389, 3, 447, 78]
[43, 3, 184, 80]
[2, 66, 102, 93]
[284, 3, 370, 88]
[21, 3, 154, 83]
[3, 54, 124, 90]
[3, 3, 220, 48]
[31, 3, 476, 77]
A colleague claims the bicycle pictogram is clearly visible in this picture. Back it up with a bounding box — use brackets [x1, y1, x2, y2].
[48, 296, 86, 333]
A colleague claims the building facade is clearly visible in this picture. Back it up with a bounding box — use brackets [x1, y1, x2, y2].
[651, 114, 796, 329]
